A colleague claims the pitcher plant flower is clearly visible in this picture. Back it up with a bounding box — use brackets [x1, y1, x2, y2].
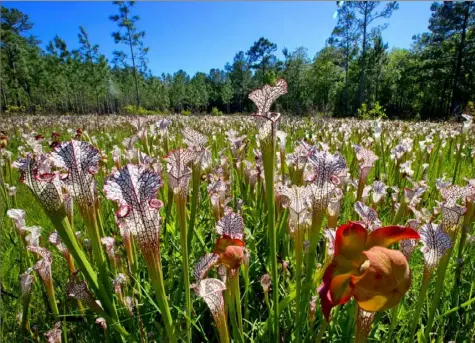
[67, 278, 105, 315]
[13, 153, 64, 213]
[51, 140, 100, 217]
[104, 163, 176, 342]
[249, 78, 287, 341]
[20, 268, 35, 334]
[164, 148, 195, 342]
[353, 145, 378, 201]
[27, 246, 59, 318]
[49, 231, 75, 274]
[318, 222, 419, 321]
[195, 210, 246, 341]
[422, 185, 467, 337]
[300, 144, 347, 326]
[278, 184, 312, 338]
[14, 152, 126, 336]
[182, 127, 211, 253]
[44, 322, 62, 343]
[354, 201, 382, 231]
[194, 278, 229, 343]
[409, 222, 451, 339]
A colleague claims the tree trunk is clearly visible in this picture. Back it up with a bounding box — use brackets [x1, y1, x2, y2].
[450, 2, 471, 116]
[345, 50, 349, 115]
[358, 3, 368, 107]
[126, 25, 140, 109]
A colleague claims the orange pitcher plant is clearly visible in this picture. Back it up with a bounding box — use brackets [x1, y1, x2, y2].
[318, 222, 420, 320]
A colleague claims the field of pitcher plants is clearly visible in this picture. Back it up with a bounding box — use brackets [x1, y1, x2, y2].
[1, 80, 475, 343]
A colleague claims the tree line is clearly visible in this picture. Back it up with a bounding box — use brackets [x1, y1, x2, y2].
[1, 1, 474, 119]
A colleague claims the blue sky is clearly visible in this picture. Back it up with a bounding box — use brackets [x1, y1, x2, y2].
[4, 1, 433, 76]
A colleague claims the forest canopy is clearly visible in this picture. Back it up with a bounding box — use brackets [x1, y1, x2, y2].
[1, 1, 474, 119]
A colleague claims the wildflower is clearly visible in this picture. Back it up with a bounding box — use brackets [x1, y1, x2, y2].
[278, 185, 312, 233]
[44, 322, 62, 343]
[194, 278, 229, 343]
[419, 223, 452, 275]
[260, 274, 272, 294]
[4, 183, 16, 196]
[355, 307, 376, 343]
[20, 268, 35, 298]
[95, 317, 107, 330]
[400, 219, 420, 260]
[354, 201, 381, 231]
[0, 133, 7, 149]
[104, 164, 163, 265]
[372, 180, 387, 205]
[51, 140, 100, 215]
[101, 237, 119, 268]
[164, 148, 194, 198]
[353, 145, 378, 201]
[327, 188, 343, 229]
[195, 211, 246, 278]
[248, 79, 288, 143]
[462, 114, 473, 134]
[104, 164, 176, 341]
[13, 154, 64, 213]
[67, 279, 104, 314]
[318, 222, 419, 319]
[27, 246, 52, 285]
[24, 226, 42, 247]
[440, 202, 466, 235]
[7, 209, 26, 232]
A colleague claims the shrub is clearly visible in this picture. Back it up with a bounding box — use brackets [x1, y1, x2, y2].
[122, 105, 156, 115]
[5, 105, 26, 114]
[181, 109, 192, 116]
[357, 102, 387, 120]
[211, 107, 223, 116]
[465, 101, 475, 116]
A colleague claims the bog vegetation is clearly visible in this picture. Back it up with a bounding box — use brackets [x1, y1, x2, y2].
[1, 79, 475, 342]
[1, 1, 475, 343]
[1, 1, 475, 119]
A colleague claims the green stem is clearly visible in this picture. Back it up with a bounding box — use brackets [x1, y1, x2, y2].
[230, 275, 243, 335]
[393, 200, 407, 225]
[314, 319, 328, 343]
[188, 164, 202, 253]
[452, 133, 465, 184]
[44, 280, 60, 319]
[242, 263, 250, 332]
[424, 246, 454, 340]
[294, 228, 304, 341]
[408, 271, 432, 341]
[226, 282, 243, 343]
[147, 252, 177, 343]
[451, 202, 474, 310]
[386, 302, 400, 343]
[299, 210, 324, 333]
[262, 140, 279, 342]
[49, 214, 128, 337]
[176, 195, 191, 343]
[215, 309, 231, 343]
[20, 293, 31, 337]
[440, 295, 475, 318]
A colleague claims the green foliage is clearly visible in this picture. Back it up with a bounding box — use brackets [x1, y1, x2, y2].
[122, 105, 156, 115]
[180, 109, 191, 116]
[357, 102, 387, 120]
[5, 105, 26, 114]
[466, 101, 475, 116]
[211, 106, 223, 116]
